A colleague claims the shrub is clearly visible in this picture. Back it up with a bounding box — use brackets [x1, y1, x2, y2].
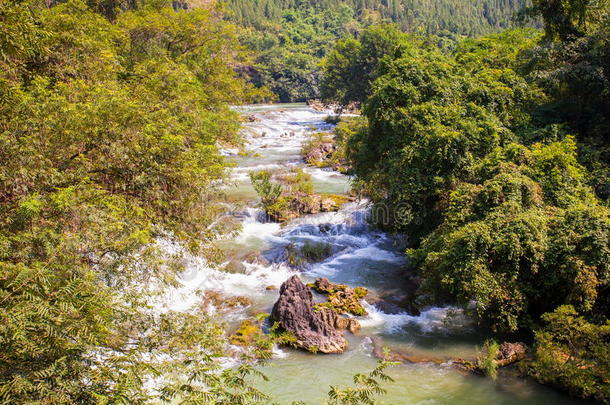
[301, 241, 333, 262]
[250, 170, 283, 206]
[528, 306, 610, 401]
[285, 168, 314, 194]
[477, 340, 500, 379]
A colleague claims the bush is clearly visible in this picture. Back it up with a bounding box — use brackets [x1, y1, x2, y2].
[477, 340, 500, 379]
[529, 306, 610, 401]
[250, 170, 283, 206]
[285, 168, 314, 194]
[286, 241, 333, 267]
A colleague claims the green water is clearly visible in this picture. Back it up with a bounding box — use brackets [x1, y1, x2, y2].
[218, 104, 589, 405]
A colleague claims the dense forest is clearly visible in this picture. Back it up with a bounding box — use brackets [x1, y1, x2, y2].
[0, 0, 273, 402]
[224, 0, 532, 101]
[319, 0, 609, 400]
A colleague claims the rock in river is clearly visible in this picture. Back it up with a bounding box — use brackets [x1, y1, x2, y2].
[271, 275, 347, 353]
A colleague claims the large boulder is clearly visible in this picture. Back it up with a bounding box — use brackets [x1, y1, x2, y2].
[271, 275, 347, 353]
[317, 306, 361, 334]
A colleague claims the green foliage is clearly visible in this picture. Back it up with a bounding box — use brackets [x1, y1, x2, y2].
[523, 12, 610, 199]
[268, 321, 299, 350]
[319, 1, 609, 397]
[0, 0, 264, 402]
[250, 170, 283, 206]
[526, 0, 609, 41]
[250, 168, 327, 222]
[284, 168, 315, 194]
[477, 340, 500, 379]
[348, 30, 536, 239]
[329, 24, 609, 341]
[321, 24, 406, 105]
[529, 306, 610, 401]
[227, 0, 530, 37]
[326, 359, 397, 405]
[312, 281, 369, 317]
[412, 137, 609, 333]
[300, 241, 333, 262]
[226, 0, 532, 101]
[230, 320, 264, 346]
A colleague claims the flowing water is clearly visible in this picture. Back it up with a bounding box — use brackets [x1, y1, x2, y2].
[163, 104, 587, 404]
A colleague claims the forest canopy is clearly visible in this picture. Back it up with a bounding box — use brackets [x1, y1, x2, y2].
[319, 0, 609, 400]
[0, 0, 269, 402]
[224, 0, 533, 101]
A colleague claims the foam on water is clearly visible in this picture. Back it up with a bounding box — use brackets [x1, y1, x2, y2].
[156, 254, 296, 314]
[410, 306, 472, 334]
[234, 208, 284, 245]
[346, 244, 405, 263]
[359, 302, 414, 333]
[272, 345, 289, 359]
[236, 107, 334, 159]
[152, 207, 296, 314]
[359, 302, 471, 335]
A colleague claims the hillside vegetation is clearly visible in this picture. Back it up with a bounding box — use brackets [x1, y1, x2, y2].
[225, 0, 532, 101]
[320, 0, 609, 400]
[0, 0, 269, 402]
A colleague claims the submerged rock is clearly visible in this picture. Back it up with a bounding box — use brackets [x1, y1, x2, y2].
[229, 320, 262, 346]
[370, 336, 445, 365]
[201, 290, 252, 312]
[223, 260, 247, 274]
[369, 298, 406, 315]
[271, 275, 347, 353]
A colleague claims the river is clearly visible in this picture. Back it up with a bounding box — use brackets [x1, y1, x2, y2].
[164, 104, 587, 404]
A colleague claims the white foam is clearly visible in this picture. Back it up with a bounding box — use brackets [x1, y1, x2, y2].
[272, 345, 289, 359]
[359, 302, 471, 335]
[359, 302, 413, 333]
[237, 107, 334, 161]
[151, 237, 296, 314]
[235, 209, 283, 245]
[348, 245, 405, 263]
[408, 306, 472, 334]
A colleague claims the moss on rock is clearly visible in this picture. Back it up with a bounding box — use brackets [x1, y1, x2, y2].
[310, 278, 368, 316]
[229, 320, 262, 346]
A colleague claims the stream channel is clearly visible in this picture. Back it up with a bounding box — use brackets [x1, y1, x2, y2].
[163, 104, 588, 405]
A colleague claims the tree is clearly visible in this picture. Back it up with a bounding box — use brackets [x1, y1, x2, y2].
[0, 0, 259, 401]
[320, 24, 405, 105]
[529, 0, 609, 41]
